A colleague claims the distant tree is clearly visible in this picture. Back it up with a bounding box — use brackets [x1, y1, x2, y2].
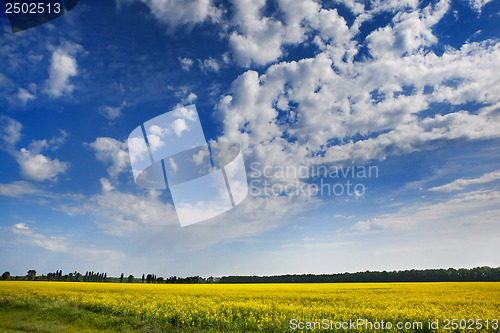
[142, 274, 145, 283]
[27, 270, 36, 281]
[128, 275, 134, 283]
[120, 273, 124, 283]
[146, 274, 153, 283]
[2, 271, 10, 280]
[104, 273, 107, 282]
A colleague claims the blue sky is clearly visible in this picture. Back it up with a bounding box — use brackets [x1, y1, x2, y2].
[0, 0, 499, 277]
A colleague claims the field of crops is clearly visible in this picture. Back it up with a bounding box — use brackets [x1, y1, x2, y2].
[0, 281, 498, 332]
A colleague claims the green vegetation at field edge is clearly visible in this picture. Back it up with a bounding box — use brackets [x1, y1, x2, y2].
[0, 297, 209, 333]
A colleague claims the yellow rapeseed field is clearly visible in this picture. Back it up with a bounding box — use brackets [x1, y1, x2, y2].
[0, 281, 498, 332]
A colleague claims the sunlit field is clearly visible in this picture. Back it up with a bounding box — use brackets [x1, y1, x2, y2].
[0, 281, 498, 332]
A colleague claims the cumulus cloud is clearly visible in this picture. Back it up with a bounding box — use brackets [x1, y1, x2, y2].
[89, 137, 130, 177]
[199, 57, 220, 72]
[14, 222, 29, 230]
[217, 38, 500, 178]
[27, 130, 68, 153]
[0, 119, 70, 182]
[16, 88, 35, 104]
[92, 188, 178, 233]
[179, 57, 194, 71]
[366, 0, 449, 58]
[45, 46, 80, 97]
[0, 116, 22, 146]
[227, 0, 353, 67]
[172, 118, 188, 136]
[118, 0, 221, 30]
[114, 0, 496, 72]
[100, 177, 115, 192]
[468, 0, 493, 13]
[183, 92, 197, 104]
[16, 147, 69, 182]
[229, 0, 305, 66]
[99, 100, 128, 120]
[122, 0, 349, 66]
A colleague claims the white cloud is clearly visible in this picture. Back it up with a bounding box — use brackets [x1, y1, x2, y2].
[16, 88, 35, 103]
[183, 92, 197, 104]
[12, 223, 125, 260]
[172, 105, 197, 121]
[331, 0, 365, 15]
[0, 181, 42, 198]
[89, 137, 130, 177]
[168, 157, 178, 173]
[47, 130, 68, 149]
[468, 0, 493, 13]
[14, 222, 29, 230]
[350, 189, 500, 233]
[6, 129, 70, 182]
[119, 0, 221, 30]
[45, 47, 79, 97]
[16, 147, 69, 182]
[430, 170, 500, 192]
[367, 0, 449, 58]
[228, 0, 288, 66]
[100, 177, 115, 192]
[179, 57, 194, 71]
[13, 225, 71, 253]
[0, 116, 22, 146]
[217, 34, 500, 177]
[27, 130, 68, 155]
[228, 0, 352, 67]
[87, 188, 179, 235]
[192, 148, 208, 165]
[118, 0, 349, 67]
[172, 118, 188, 136]
[0, 120, 69, 182]
[99, 100, 128, 120]
[197, 54, 231, 72]
[175, 89, 198, 106]
[199, 57, 220, 72]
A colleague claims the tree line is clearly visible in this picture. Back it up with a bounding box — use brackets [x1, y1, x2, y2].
[1, 270, 217, 284]
[2, 267, 499, 284]
[219, 267, 500, 283]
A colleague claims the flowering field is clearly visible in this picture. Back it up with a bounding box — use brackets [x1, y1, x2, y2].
[0, 281, 498, 332]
